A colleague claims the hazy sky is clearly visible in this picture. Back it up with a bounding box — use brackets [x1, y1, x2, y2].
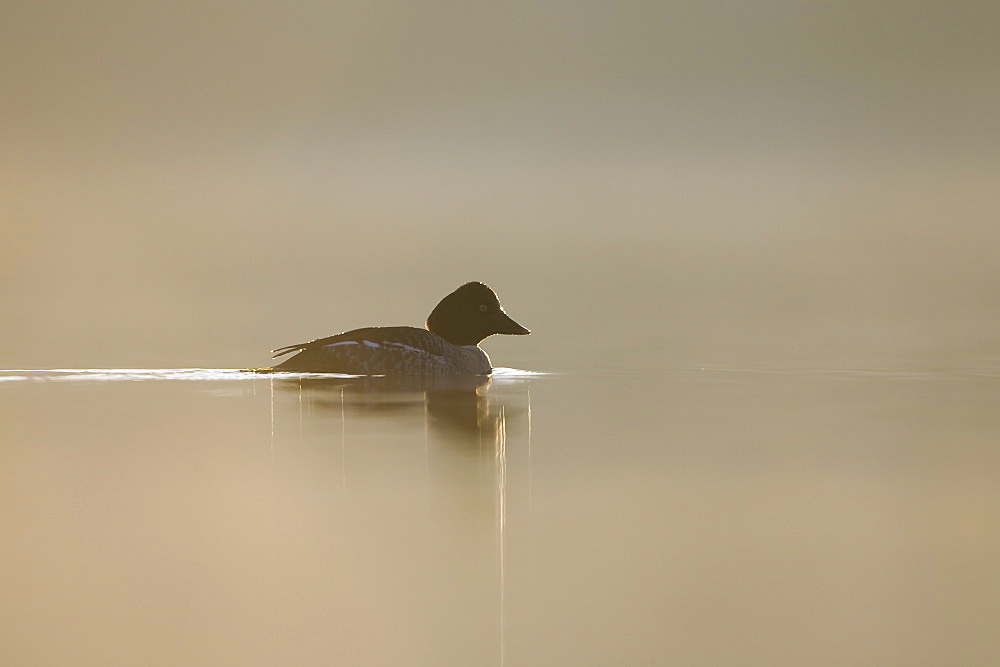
[2, 1, 999, 368]
[4, 1, 997, 161]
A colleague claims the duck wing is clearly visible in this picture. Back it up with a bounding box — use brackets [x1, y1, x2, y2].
[268, 326, 483, 374]
[271, 327, 449, 358]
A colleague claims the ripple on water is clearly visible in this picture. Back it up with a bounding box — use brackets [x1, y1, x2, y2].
[0, 367, 548, 383]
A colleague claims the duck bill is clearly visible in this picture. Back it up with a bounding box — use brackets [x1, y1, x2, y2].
[494, 310, 530, 335]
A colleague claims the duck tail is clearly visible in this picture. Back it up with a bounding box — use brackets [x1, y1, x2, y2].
[270, 343, 305, 358]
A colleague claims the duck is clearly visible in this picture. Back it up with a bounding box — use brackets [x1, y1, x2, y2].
[263, 282, 530, 375]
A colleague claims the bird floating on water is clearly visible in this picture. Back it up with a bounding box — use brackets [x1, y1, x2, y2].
[261, 282, 529, 375]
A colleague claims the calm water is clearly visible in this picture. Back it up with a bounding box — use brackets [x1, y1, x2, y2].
[5, 1, 1000, 663]
[4, 364, 1000, 665]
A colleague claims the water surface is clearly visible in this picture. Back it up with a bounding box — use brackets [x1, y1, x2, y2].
[4, 365, 999, 665]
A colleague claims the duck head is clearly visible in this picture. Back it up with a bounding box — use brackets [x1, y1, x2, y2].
[426, 282, 530, 346]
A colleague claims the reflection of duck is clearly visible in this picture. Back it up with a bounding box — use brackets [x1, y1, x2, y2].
[271, 375, 510, 443]
[262, 283, 529, 375]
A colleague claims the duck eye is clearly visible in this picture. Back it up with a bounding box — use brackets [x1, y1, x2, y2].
[478, 304, 488, 312]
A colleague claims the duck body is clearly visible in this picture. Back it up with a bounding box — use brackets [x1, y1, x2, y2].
[270, 326, 493, 375]
[266, 282, 529, 375]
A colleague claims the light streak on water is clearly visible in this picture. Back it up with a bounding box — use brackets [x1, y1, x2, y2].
[0, 368, 545, 383]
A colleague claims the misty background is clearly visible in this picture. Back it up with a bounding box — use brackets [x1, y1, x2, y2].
[3, 1, 999, 371]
